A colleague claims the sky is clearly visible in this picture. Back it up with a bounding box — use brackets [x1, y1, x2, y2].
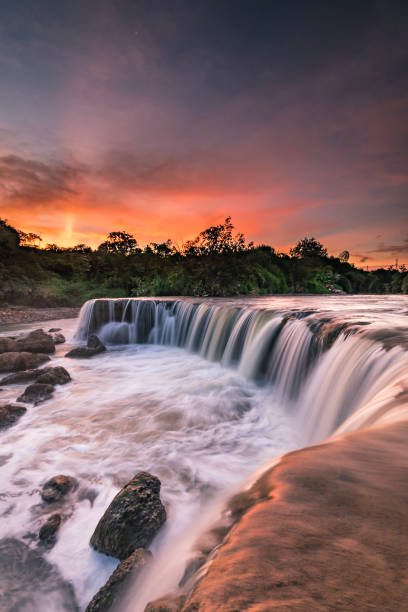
[0, 0, 407, 266]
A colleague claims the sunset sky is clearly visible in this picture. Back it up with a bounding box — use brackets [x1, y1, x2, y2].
[1, 0, 407, 266]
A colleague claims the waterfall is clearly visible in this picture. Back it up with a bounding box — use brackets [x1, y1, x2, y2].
[75, 298, 408, 441]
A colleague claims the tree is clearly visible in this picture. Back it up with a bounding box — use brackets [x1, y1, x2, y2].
[184, 216, 252, 256]
[18, 231, 42, 248]
[70, 243, 92, 253]
[0, 218, 20, 255]
[339, 250, 350, 263]
[97, 231, 140, 255]
[145, 239, 174, 257]
[290, 236, 328, 259]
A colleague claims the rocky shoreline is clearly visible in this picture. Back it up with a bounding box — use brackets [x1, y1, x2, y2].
[0, 305, 79, 327]
[162, 421, 408, 611]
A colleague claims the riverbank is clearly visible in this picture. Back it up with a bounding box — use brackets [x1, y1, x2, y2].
[0, 305, 79, 327]
[171, 422, 408, 611]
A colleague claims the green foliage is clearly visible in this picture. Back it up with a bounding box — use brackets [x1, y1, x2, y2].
[0, 218, 405, 305]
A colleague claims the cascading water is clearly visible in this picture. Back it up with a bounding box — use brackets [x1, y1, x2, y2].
[1, 296, 407, 611]
[75, 297, 408, 438]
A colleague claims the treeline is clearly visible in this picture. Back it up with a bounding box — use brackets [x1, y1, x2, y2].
[0, 217, 407, 306]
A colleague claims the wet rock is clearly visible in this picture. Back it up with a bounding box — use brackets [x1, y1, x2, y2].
[21, 352, 51, 370]
[0, 404, 27, 429]
[36, 366, 71, 385]
[0, 351, 51, 373]
[39, 513, 62, 543]
[0, 351, 26, 373]
[86, 549, 151, 612]
[178, 555, 206, 587]
[16, 329, 55, 354]
[0, 337, 18, 353]
[0, 538, 78, 611]
[90, 472, 166, 560]
[17, 383, 54, 405]
[65, 334, 106, 359]
[144, 595, 186, 612]
[41, 475, 75, 503]
[48, 327, 62, 332]
[1, 365, 71, 386]
[52, 332, 66, 344]
[0, 369, 38, 385]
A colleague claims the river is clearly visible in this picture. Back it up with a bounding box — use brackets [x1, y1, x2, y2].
[0, 295, 407, 611]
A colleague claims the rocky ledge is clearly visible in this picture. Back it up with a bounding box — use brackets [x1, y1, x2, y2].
[174, 421, 408, 611]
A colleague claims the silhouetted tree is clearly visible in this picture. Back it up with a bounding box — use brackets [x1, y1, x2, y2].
[98, 231, 140, 255]
[339, 250, 350, 263]
[18, 231, 42, 248]
[290, 237, 328, 259]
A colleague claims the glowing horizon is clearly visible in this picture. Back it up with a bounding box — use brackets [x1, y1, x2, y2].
[1, 1, 407, 267]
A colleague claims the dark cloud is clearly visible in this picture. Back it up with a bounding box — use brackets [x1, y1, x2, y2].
[351, 253, 373, 263]
[0, 154, 85, 204]
[370, 240, 408, 255]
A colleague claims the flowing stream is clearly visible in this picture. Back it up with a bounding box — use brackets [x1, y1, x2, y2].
[0, 296, 407, 611]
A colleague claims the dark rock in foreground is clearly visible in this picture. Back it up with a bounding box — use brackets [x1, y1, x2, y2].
[48, 327, 62, 332]
[17, 383, 54, 405]
[0, 404, 27, 429]
[0, 351, 50, 373]
[144, 595, 186, 612]
[0, 538, 78, 611]
[86, 549, 151, 612]
[1, 365, 71, 386]
[41, 475, 75, 503]
[16, 329, 56, 354]
[39, 513, 62, 543]
[65, 334, 106, 359]
[90, 472, 166, 560]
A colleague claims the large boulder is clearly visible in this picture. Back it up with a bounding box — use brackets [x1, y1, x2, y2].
[17, 383, 54, 405]
[0, 538, 78, 611]
[41, 475, 75, 503]
[1, 366, 71, 386]
[90, 472, 166, 560]
[86, 549, 151, 612]
[0, 404, 26, 429]
[65, 334, 106, 359]
[0, 351, 50, 373]
[0, 337, 18, 354]
[16, 329, 55, 354]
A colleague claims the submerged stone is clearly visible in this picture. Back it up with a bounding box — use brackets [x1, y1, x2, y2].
[86, 548, 151, 612]
[65, 334, 106, 359]
[39, 513, 62, 543]
[0, 404, 26, 429]
[17, 383, 54, 405]
[0, 538, 78, 611]
[41, 475, 75, 503]
[90, 472, 166, 560]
